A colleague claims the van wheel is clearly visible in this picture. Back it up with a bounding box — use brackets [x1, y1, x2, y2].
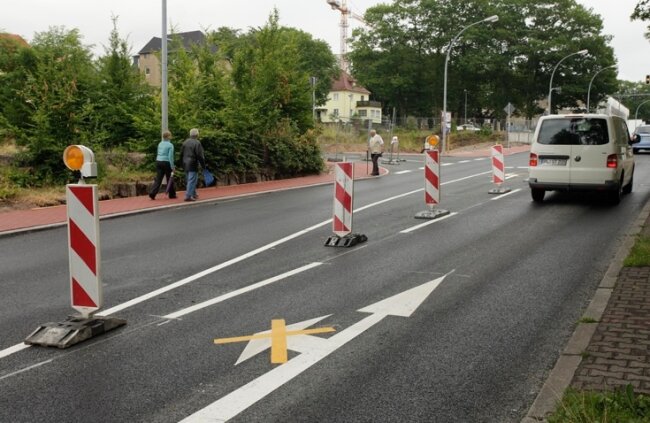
[623, 171, 633, 195]
[608, 177, 623, 205]
[531, 188, 545, 203]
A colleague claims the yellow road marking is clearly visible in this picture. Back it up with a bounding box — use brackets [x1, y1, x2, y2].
[214, 319, 336, 364]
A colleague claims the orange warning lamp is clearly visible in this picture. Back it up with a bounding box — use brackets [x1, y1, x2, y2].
[63, 145, 97, 179]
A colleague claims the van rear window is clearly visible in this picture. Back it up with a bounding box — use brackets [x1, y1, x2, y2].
[538, 118, 608, 145]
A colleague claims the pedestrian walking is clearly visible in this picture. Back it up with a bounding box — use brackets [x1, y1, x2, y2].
[181, 128, 206, 202]
[368, 129, 384, 176]
[149, 130, 176, 200]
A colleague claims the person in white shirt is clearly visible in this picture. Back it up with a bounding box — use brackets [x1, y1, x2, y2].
[368, 129, 384, 176]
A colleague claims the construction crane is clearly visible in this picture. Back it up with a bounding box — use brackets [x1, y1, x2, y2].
[326, 0, 366, 72]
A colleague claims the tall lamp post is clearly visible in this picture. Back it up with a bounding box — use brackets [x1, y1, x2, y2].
[587, 64, 616, 113]
[161, 0, 168, 133]
[310, 76, 317, 122]
[464, 89, 468, 125]
[635, 99, 650, 131]
[547, 49, 588, 115]
[442, 15, 498, 152]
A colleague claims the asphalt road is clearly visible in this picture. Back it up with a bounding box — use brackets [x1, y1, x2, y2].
[2, 152, 650, 422]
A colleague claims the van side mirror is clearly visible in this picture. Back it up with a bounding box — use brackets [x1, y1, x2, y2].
[631, 134, 640, 144]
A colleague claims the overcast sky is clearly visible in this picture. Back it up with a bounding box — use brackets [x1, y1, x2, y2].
[2, 0, 649, 83]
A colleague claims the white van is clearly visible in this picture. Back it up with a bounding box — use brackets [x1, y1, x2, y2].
[528, 114, 636, 204]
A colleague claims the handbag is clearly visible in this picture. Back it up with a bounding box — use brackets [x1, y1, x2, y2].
[202, 168, 216, 187]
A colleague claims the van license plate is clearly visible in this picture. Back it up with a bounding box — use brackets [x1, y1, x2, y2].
[540, 158, 567, 166]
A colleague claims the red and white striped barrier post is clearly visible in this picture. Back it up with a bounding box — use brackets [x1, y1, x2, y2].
[325, 162, 367, 247]
[66, 184, 102, 317]
[488, 144, 511, 194]
[415, 150, 450, 219]
[25, 145, 125, 349]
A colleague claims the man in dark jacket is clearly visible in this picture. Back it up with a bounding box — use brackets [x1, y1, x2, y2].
[181, 128, 206, 201]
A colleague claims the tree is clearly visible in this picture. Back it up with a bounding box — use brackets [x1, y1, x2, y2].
[17, 27, 98, 184]
[350, 0, 617, 121]
[632, 0, 650, 39]
[0, 34, 37, 140]
[221, 10, 323, 177]
[88, 16, 155, 148]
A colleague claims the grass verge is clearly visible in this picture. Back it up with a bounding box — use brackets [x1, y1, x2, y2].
[624, 234, 650, 267]
[548, 386, 650, 423]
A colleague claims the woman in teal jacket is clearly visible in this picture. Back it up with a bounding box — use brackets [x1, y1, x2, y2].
[149, 131, 176, 199]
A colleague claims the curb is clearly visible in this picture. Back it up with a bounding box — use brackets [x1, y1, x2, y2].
[523, 199, 650, 422]
[0, 166, 388, 239]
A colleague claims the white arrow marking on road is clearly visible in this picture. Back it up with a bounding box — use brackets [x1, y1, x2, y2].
[179, 272, 452, 423]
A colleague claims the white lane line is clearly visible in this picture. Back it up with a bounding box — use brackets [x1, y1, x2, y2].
[0, 343, 30, 360]
[395, 170, 412, 175]
[458, 160, 471, 164]
[399, 212, 458, 233]
[517, 166, 529, 169]
[505, 173, 518, 180]
[0, 359, 53, 381]
[442, 170, 491, 185]
[490, 188, 522, 200]
[441, 163, 453, 167]
[0, 170, 491, 361]
[474, 158, 487, 161]
[163, 262, 323, 319]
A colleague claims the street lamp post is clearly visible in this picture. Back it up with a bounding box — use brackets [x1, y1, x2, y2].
[547, 49, 588, 115]
[442, 15, 498, 153]
[161, 0, 168, 133]
[310, 76, 317, 122]
[635, 99, 650, 131]
[464, 89, 468, 125]
[587, 65, 616, 113]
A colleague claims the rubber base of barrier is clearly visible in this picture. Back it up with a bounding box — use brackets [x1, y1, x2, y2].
[488, 186, 512, 194]
[324, 233, 368, 248]
[24, 315, 127, 349]
[414, 208, 450, 220]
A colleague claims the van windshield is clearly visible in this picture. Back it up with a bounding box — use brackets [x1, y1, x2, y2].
[538, 118, 608, 145]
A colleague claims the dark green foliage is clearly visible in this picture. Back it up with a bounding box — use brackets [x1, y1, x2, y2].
[349, 0, 618, 121]
[0, 10, 328, 187]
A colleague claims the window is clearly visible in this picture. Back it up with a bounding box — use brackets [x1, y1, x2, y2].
[358, 110, 367, 117]
[333, 93, 339, 101]
[361, 96, 365, 101]
[538, 118, 608, 145]
[145, 67, 151, 76]
[333, 109, 339, 117]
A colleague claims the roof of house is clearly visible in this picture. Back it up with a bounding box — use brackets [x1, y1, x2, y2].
[331, 71, 371, 95]
[137, 30, 207, 55]
[0, 33, 29, 47]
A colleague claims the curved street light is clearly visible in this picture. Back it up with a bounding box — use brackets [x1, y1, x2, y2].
[441, 15, 498, 152]
[587, 64, 617, 113]
[547, 49, 588, 115]
[635, 99, 650, 131]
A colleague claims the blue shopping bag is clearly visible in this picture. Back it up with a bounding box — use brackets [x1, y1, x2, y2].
[202, 168, 216, 187]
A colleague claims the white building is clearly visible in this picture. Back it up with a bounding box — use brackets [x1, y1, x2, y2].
[319, 71, 382, 124]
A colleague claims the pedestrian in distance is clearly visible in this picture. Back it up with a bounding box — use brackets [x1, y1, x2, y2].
[149, 130, 176, 200]
[368, 129, 384, 176]
[181, 128, 206, 202]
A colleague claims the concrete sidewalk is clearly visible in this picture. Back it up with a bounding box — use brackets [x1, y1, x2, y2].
[524, 201, 650, 421]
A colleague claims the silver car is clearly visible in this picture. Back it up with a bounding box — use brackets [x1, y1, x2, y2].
[632, 125, 650, 154]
